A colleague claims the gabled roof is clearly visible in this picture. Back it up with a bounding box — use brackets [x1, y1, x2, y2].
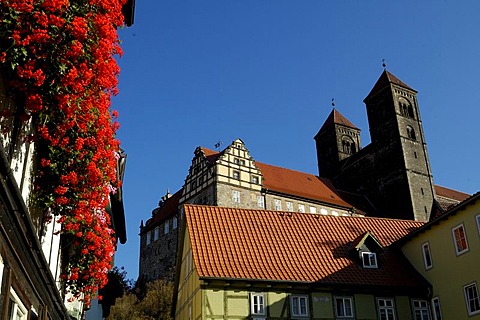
[365, 70, 417, 101]
[316, 109, 358, 137]
[350, 231, 384, 251]
[184, 205, 426, 289]
[200, 147, 353, 209]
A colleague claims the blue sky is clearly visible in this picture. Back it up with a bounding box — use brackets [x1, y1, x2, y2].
[112, 1, 480, 281]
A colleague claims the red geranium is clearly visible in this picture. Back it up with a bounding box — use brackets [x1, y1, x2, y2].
[0, 0, 127, 304]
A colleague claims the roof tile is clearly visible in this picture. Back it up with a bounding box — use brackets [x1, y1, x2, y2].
[185, 205, 425, 289]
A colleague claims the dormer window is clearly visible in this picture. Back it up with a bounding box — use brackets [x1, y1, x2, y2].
[362, 252, 378, 268]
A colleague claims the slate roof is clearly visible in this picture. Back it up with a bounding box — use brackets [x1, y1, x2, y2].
[201, 147, 354, 209]
[184, 204, 426, 289]
[365, 70, 417, 100]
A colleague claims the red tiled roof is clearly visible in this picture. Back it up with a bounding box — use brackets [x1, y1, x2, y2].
[365, 70, 416, 100]
[143, 189, 182, 233]
[435, 185, 470, 202]
[316, 109, 358, 137]
[185, 205, 425, 289]
[201, 147, 353, 209]
[256, 162, 352, 208]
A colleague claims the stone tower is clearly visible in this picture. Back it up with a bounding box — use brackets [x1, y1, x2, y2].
[315, 70, 435, 221]
[314, 109, 361, 179]
[364, 70, 435, 221]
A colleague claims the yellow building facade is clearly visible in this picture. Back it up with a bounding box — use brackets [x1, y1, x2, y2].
[401, 193, 480, 319]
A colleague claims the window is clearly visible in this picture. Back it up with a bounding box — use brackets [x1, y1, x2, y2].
[164, 221, 170, 234]
[377, 298, 395, 320]
[252, 175, 259, 184]
[476, 214, 480, 237]
[464, 283, 480, 316]
[146, 231, 151, 245]
[422, 242, 432, 270]
[298, 204, 305, 213]
[286, 201, 294, 212]
[431, 297, 442, 320]
[452, 224, 469, 255]
[232, 170, 240, 180]
[320, 208, 328, 215]
[274, 199, 282, 211]
[0, 255, 4, 294]
[309, 206, 316, 214]
[8, 289, 27, 320]
[154, 227, 159, 241]
[412, 300, 430, 320]
[234, 158, 240, 164]
[251, 293, 266, 316]
[173, 216, 178, 229]
[335, 296, 354, 318]
[291, 295, 308, 317]
[407, 126, 416, 140]
[257, 196, 265, 209]
[232, 190, 240, 203]
[362, 252, 378, 268]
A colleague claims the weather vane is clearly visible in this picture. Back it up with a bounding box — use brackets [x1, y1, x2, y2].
[214, 141, 223, 149]
[331, 98, 335, 108]
[382, 59, 387, 70]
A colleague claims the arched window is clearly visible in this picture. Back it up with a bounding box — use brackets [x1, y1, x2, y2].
[407, 126, 416, 140]
[342, 137, 356, 155]
[399, 98, 415, 119]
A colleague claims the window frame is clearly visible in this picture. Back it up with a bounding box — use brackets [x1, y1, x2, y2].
[464, 282, 480, 316]
[154, 226, 159, 241]
[232, 190, 241, 203]
[431, 297, 442, 320]
[164, 221, 170, 234]
[9, 288, 28, 320]
[173, 216, 178, 229]
[476, 214, 480, 238]
[146, 231, 151, 245]
[290, 294, 309, 317]
[334, 296, 354, 318]
[298, 204, 305, 213]
[250, 292, 266, 316]
[362, 252, 378, 269]
[377, 297, 396, 320]
[452, 223, 469, 255]
[232, 170, 240, 180]
[257, 195, 265, 209]
[251, 175, 259, 184]
[412, 299, 430, 320]
[286, 201, 294, 212]
[309, 206, 316, 214]
[421, 242, 433, 270]
[274, 199, 282, 211]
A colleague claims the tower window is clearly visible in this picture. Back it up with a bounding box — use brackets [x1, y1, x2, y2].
[342, 137, 356, 154]
[407, 126, 416, 140]
[399, 99, 415, 119]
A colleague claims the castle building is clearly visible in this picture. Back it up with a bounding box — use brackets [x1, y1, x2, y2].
[139, 69, 469, 282]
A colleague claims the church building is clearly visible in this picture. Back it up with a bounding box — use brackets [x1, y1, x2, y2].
[139, 69, 469, 282]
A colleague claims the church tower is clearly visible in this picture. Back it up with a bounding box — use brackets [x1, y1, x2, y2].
[314, 109, 361, 179]
[363, 70, 435, 221]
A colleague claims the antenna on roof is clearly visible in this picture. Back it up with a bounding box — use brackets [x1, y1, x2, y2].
[382, 59, 387, 70]
[214, 141, 223, 150]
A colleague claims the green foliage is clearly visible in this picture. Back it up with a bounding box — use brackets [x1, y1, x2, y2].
[107, 279, 174, 320]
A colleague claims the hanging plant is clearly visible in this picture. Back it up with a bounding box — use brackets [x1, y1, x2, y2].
[0, 0, 127, 305]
